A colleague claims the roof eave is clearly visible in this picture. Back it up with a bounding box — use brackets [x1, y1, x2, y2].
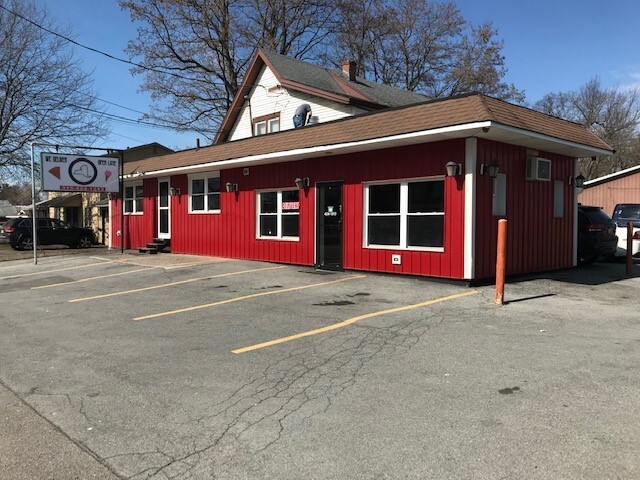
[483, 123, 613, 158]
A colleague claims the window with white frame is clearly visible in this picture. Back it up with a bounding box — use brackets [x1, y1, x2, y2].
[365, 179, 444, 249]
[253, 113, 280, 136]
[257, 189, 300, 239]
[124, 183, 143, 214]
[189, 173, 220, 213]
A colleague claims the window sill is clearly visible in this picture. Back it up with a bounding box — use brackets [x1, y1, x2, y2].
[188, 210, 221, 215]
[256, 236, 300, 242]
[364, 244, 444, 253]
[123, 212, 144, 216]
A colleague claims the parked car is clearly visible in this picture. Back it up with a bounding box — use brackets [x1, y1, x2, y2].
[577, 205, 618, 263]
[611, 204, 640, 259]
[1, 217, 96, 251]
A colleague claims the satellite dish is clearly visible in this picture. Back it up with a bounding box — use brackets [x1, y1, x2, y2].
[293, 104, 311, 128]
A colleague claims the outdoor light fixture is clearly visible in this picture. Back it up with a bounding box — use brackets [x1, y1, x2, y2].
[225, 182, 238, 193]
[107, 193, 116, 200]
[294, 177, 310, 189]
[445, 161, 461, 177]
[569, 174, 585, 188]
[169, 187, 180, 196]
[480, 162, 500, 178]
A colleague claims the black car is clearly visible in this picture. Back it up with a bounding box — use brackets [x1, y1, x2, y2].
[1, 217, 96, 251]
[577, 205, 617, 263]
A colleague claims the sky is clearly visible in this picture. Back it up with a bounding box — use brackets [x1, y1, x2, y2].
[30, 0, 640, 153]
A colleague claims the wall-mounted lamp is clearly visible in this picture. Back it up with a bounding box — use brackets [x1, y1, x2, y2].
[480, 162, 500, 178]
[225, 182, 238, 193]
[445, 161, 462, 177]
[569, 174, 585, 188]
[107, 192, 116, 200]
[294, 177, 310, 189]
[169, 187, 180, 196]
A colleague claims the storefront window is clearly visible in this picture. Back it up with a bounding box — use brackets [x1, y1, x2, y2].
[366, 179, 444, 249]
[257, 189, 300, 239]
[124, 183, 143, 214]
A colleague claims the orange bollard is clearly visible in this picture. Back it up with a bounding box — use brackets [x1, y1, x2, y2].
[627, 222, 634, 278]
[495, 219, 507, 305]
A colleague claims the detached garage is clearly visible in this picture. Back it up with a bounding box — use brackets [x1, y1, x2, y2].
[109, 93, 611, 282]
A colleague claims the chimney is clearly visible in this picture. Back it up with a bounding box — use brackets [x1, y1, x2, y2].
[196, 138, 200, 149]
[342, 60, 357, 81]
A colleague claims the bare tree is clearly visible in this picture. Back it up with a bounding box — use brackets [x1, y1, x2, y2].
[0, 0, 108, 175]
[535, 77, 640, 179]
[327, 0, 523, 102]
[120, 0, 335, 141]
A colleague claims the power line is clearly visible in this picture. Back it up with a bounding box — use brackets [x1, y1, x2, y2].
[0, 3, 220, 87]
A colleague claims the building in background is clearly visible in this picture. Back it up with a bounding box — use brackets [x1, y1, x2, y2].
[578, 164, 640, 216]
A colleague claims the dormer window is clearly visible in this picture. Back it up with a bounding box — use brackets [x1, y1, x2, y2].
[253, 113, 280, 136]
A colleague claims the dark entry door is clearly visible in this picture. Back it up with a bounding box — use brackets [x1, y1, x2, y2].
[316, 182, 343, 270]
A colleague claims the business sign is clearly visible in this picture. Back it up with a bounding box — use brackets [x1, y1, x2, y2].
[41, 153, 120, 193]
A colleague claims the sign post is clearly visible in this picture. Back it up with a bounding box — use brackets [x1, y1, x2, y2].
[30, 143, 37, 265]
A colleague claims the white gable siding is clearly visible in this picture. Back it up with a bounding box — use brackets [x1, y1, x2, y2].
[228, 66, 368, 142]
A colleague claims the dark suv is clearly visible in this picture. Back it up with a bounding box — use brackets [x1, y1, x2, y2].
[1, 217, 96, 251]
[577, 205, 617, 263]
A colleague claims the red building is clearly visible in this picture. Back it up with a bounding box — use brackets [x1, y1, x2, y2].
[110, 92, 611, 282]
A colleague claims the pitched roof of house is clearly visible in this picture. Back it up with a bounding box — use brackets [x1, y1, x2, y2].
[215, 49, 427, 143]
[0, 200, 19, 217]
[583, 163, 640, 188]
[125, 94, 613, 176]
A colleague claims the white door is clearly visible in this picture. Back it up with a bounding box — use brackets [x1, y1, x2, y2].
[158, 178, 171, 239]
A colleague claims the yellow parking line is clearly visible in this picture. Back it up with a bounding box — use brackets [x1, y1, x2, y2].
[134, 275, 367, 321]
[232, 290, 480, 354]
[0, 261, 115, 281]
[69, 265, 287, 303]
[31, 267, 154, 289]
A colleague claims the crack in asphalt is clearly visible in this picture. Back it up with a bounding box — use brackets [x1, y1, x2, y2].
[124, 314, 439, 479]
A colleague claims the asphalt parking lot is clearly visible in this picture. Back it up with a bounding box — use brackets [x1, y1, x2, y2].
[1, 253, 639, 479]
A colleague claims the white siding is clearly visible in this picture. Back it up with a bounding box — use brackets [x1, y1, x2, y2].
[228, 66, 368, 142]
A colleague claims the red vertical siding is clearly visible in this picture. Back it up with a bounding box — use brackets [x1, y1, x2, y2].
[474, 139, 575, 278]
[110, 178, 156, 249]
[126, 139, 467, 279]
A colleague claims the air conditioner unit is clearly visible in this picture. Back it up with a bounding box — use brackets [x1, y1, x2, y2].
[526, 156, 551, 181]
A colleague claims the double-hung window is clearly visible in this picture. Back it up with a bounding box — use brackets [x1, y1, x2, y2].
[124, 183, 143, 214]
[189, 173, 220, 213]
[365, 179, 444, 250]
[253, 114, 280, 136]
[257, 189, 299, 239]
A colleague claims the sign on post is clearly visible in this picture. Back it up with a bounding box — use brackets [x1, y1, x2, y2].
[40, 153, 120, 192]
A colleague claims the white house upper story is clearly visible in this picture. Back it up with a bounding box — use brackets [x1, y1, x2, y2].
[215, 50, 428, 144]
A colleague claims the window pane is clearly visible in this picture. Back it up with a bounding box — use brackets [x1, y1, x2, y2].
[207, 193, 220, 210]
[408, 181, 444, 213]
[282, 190, 299, 212]
[125, 186, 133, 199]
[192, 195, 205, 210]
[124, 200, 133, 213]
[135, 185, 144, 198]
[208, 177, 220, 193]
[260, 192, 277, 213]
[282, 214, 299, 237]
[269, 118, 280, 133]
[135, 199, 143, 212]
[255, 122, 267, 136]
[407, 215, 444, 247]
[260, 215, 277, 236]
[159, 182, 168, 207]
[192, 178, 204, 194]
[159, 210, 169, 233]
[368, 216, 400, 245]
[369, 184, 400, 213]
